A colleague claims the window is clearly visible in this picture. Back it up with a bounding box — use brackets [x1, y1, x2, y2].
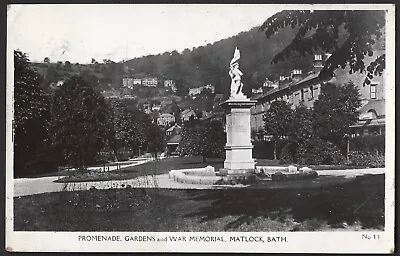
[370, 84, 377, 99]
[310, 86, 314, 98]
[301, 89, 304, 101]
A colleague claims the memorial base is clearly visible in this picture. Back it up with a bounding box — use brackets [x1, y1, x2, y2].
[220, 97, 257, 176]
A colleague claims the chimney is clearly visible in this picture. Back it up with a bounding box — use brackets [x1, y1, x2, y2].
[278, 75, 290, 90]
[291, 69, 302, 82]
[313, 54, 324, 73]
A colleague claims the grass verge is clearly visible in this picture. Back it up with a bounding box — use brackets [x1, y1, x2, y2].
[15, 174, 384, 232]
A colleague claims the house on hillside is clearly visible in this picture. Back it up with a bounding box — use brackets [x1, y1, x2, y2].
[180, 109, 197, 122]
[164, 79, 177, 92]
[152, 103, 162, 111]
[166, 124, 182, 136]
[189, 87, 203, 97]
[166, 134, 181, 156]
[157, 113, 175, 126]
[188, 84, 215, 97]
[142, 77, 158, 87]
[165, 123, 182, 155]
[122, 77, 135, 89]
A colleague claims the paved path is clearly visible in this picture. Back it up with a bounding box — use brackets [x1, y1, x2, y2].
[14, 167, 385, 197]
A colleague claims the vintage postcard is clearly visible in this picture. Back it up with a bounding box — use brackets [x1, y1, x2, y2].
[6, 4, 395, 253]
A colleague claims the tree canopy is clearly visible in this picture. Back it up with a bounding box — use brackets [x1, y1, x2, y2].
[313, 82, 361, 144]
[264, 100, 293, 140]
[50, 75, 110, 169]
[14, 50, 52, 176]
[263, 100, 293, 159]
[260, 10, 385, 85]
[177, 119, 225, 162]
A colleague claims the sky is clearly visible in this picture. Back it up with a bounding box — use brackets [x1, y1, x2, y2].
[7, 4, 280, 64]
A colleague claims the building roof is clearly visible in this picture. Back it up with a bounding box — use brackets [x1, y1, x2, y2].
[166, 124, 181, 132]
[181, 109, 195, 116]
[252, 72, 325, 101]
[167, 134, 181, 145]
[159, 113, 174, 118]
[349, 118, 385, 128]
[358, 99, 385, 117]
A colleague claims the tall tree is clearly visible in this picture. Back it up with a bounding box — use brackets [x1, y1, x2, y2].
[288, 103, 313, 162]
[14, 50, 52, 177]
[263, 100, 293, 160]
[178, 119, 225, 162]
[50, 75, 110, 169]
[146, 122, 165, 159]
[313, 82, 361, 148]
[106, 100, 151, 159]
[260, 10, 385, 85]
[289, 103, 313, 145]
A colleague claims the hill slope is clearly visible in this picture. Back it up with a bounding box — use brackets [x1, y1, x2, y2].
[32, 25, 316, 98]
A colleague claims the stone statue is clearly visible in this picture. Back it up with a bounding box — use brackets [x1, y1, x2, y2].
[229, 47, 244, 98]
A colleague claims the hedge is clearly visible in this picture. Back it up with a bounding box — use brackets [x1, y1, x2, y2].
[349, 135, 385, 154]
[252, 139, 289, 159]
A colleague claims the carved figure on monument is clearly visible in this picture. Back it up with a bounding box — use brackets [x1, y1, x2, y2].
[229, 47, 244, 98]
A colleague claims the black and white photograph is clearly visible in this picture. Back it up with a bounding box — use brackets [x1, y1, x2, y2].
[6, 4, 395, 253]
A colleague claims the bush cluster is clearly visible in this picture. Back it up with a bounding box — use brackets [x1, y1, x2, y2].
[297, 137, 345, 165]
[278, 142, 296, 164]
[252, 139, 289, 159]
[350, 135, 385, 154]
[348, 151, 385, 168]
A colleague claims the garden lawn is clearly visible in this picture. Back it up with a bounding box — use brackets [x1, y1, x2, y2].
[14, 174, 384, 232]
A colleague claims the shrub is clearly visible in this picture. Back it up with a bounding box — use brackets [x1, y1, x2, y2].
[278, 142, 296, 164]
[297, 136, 345, 165]
[350, 135, 385, 154]
[252, 139, 289, 160]
[348, 151, 385, 168]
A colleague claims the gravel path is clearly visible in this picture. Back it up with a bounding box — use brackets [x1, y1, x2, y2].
[13, 167, 385, 197]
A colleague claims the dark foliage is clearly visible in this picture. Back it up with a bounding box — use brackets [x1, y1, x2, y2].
[50, 75, 110, 169]
[260, 10, 385, 84]
[13, 50, 53, 177]
[313, 82, 361, 146]
[348, 151, 385, 168]
[177, 119, 225, 162]
[349, 135, 385, 154]
[297, 136, 345, 165]
[252, 139, 289, 160]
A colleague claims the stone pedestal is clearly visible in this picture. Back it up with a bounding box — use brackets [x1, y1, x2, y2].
[220, 96, 257, 175]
